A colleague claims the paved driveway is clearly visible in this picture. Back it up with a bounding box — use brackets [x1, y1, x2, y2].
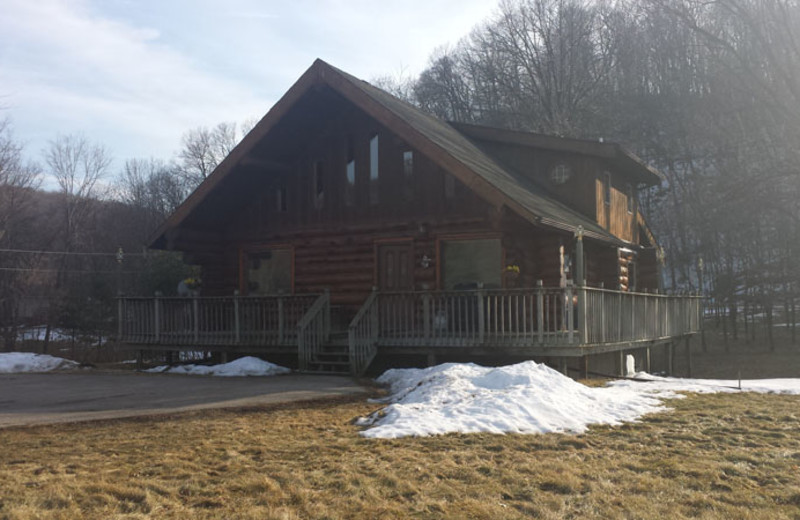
[0, 371, 368, 428]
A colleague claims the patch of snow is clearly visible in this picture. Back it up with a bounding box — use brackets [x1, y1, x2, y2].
[359, 361, 800, 439]
[17, 326, 73, 342]
[609, 372, 800, 396]
[146, 356, 290, 377]
[0, 352, 79, 373]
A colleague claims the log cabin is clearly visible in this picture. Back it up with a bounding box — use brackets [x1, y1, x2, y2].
[119, 59, 701, 377]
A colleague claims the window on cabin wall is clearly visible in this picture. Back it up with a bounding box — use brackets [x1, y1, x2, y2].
[369, 133, 379, 205]
[441, 238, 502, 290]
[246, 248, 292, 295]
[403, 150, 413, 200]
[313, 161, 324, 210]
[276, 183, 287, 213]
[444, 173, 456, 199]
[626, 183, 635, 213]
[345, 137, 356, 207]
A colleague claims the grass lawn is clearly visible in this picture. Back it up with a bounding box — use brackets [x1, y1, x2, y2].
[1, 391, 800, 519]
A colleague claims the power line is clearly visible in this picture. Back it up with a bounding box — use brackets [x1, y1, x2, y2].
[0, 267, 145, 274]
[0, 248, 148, 257]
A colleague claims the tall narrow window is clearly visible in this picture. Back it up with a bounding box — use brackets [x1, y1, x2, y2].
[444, 173, 456, 199]
[345, 137, 355, 207]
[276, 183, 287, 213]
[369, 133, 379, 205]
[403, 150, 414, 200]
[403, 150, 413, 177]
[603, 172, 611, 206]
[313, 161, 324, 209]
[626, 183, 634, 213]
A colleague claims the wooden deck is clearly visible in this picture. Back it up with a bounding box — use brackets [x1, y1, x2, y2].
[118, 286, 702, 374]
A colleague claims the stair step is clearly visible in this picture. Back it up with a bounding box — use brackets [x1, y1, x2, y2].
[314, 354, 349, 362]
[311, 360, 351, 366]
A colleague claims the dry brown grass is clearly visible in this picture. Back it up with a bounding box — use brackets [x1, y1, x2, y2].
[1, 392, 800, 519]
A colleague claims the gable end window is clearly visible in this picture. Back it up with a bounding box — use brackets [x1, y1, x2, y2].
[626, 184, 634, 213]
[403, 150, 414, 200]
[276, 183, 288, 213]
[313, 161, 324, 210]
[345, 137, 356, 207]
[369, 133, 379, 205]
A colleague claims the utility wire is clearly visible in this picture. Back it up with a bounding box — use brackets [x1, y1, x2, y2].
[0, 267, 144, 274]
[0, 248, 148, 257]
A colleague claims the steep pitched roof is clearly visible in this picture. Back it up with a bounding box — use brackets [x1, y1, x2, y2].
[152, 59, 655, 248]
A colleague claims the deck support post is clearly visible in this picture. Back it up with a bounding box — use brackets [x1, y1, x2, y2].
[427, 352, 437, 367]
[558, 357, 568, 376]
[136, 349, 143, 371]
[536, 280, 544, 344]
[685, 336, 692, 378]
[645, 347, 651, 374]
[580, 355, 589, 379]
[220, 351, 229, 364]
[666, 342, 674, 376]
[616, 350, 625, 377]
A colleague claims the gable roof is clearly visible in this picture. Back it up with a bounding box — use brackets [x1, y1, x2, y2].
[152, 59, 657, 248]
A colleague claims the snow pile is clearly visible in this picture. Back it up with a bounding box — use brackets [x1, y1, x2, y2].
[17, 326, 73, 342]
[0, 352, 79, 373]
[610, 372, 800, 396]
[359, 361, 800, 439]
[359, 361, 668, 438]
[147, 356, 290, 377]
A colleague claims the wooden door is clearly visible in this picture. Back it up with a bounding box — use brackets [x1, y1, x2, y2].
[377, 243, 413, 291]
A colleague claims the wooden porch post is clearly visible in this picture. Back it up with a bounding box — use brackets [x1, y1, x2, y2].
[536, 280, 544, 344]
[574, 227, 588, 346]
[566, 283, 574, 344]
[423, 289, 431, 340]
[154, 291, 161, 344]
[370, 287, 379, 342]
[234, 290, 241, 344]
[580, 355, 589, 379]
[192, 295, 199, 344]
[477, 282, 485, 344]
[276, 293, 284, 344]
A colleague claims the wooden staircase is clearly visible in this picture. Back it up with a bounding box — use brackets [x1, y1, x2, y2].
[304, 331, 352, 374]
[298, 298, 378, 376]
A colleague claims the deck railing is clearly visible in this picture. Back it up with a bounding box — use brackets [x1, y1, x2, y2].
[117, 293, 320, 346]
[297, 291, 331, 370]
[348, 289, 379, 375]
[579, 287, 702, 345]
[362, 285, 701, 348]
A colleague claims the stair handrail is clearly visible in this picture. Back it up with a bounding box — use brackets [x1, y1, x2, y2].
[348, 288, 379, 376]
[297, 290, 331, 371]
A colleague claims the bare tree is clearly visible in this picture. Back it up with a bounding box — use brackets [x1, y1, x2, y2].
[0, 119, 41, 350]
[116, 158, 187, 243]
[178, 121, 244, 189]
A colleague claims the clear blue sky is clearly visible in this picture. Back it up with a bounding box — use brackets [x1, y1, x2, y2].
[1, 0, 498, 176]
